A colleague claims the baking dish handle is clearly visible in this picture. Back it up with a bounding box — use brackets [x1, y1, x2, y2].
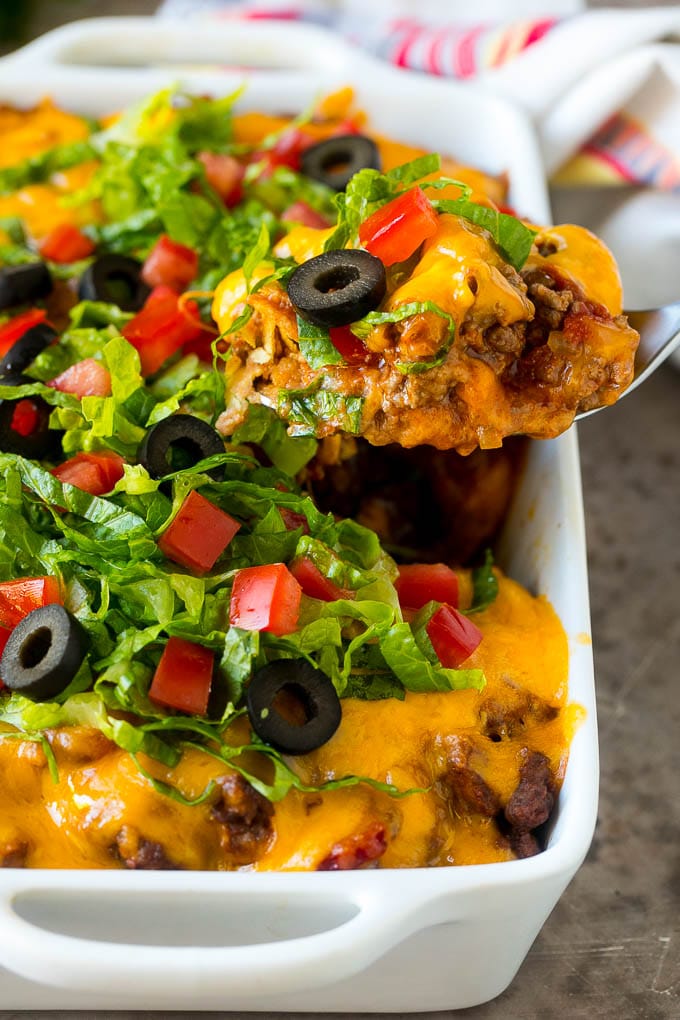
[0, 16, 393, 93]
[0, 876, 447, 997]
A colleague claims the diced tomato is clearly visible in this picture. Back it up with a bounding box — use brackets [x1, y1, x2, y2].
[426, 604, 483, 668]
[0, 309, 48, 358]
[229, 563, 301, 636]
[395, 563, 459, 611]
[281, 201, 330, 229]
[0, 576, 62, 629]
[329, 326, 374, 366]
[289, 556, 353, 602]
[47, 358, 112, 398]
[198, 151, 245, 207]
[53, 457, 102, 495]
[331, 118, 361, 137]
[83, 451, 126, 491]
[122, 286, 205, 376]
[252, 127, 313, 178]
[52, 451, 125, 496]
[358, 187, 439, 266]
[149, 636, 214, 716]
[140, 283, 176, 307]
[87, 451, 125, 491]
[10, 399, 41, 437]
[278, 508, 310, 534]
[158, 490, 241, 575]
[318, 821, 388, 871]
[141, 234, 199, 292]
[39, 223, 95, 264]
[181, 332, 219, 364]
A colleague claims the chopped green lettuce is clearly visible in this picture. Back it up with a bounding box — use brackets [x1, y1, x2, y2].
[433, 197, 536, 270]
[296, 316, 344, 369]
[280, 385, 364, 436]
[351, 300, 455, 375]
[467, 549, 499, 613]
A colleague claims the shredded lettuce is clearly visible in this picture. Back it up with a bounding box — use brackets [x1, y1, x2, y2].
[231, 404, 317, 475]
[467, 549, 499, 613]
[250, 166, 336, 220]
[385, 153, 441, 185]
[280, 385, 364, 436]
[433, 197, 536, 271]
[323, 150, 534, 271]
[0, 138, 96, 195]
[0, 413, 486, 802]
[296, 316, 344, 369]
[351, 300, 456, 375]
[382, 619, 485, 693]
[71, 87, 267, 262]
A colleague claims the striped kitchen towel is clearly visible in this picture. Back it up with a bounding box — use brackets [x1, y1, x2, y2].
[158, 0, 680, 309]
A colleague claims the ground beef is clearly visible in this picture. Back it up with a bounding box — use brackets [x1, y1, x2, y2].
[46, 726, 114, 764]
[504, 750, 556, 833]
[506, 829, 542, 859]
[115, 828, 181, 870]
[479, 683, 559, 742]
[528, 280, 573, 313]
[484, 323, 525, 357]
[1, 840, 28, 868]
[443, 736, 500, 817]
[211, 773, 274, 862]
[396, 309, 450, 363]
[523, 268, 574, 325]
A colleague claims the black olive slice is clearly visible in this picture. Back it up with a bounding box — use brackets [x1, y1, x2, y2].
[0, 323, 57, 377]
[0, 391, 60, 458]
[138, 414, 225, 480]
[0, 604, 88, 701]
[78, 255, 150, 312]
[247, 659, 341, 755]
[300, 135, 381, 192]
[287, 249, 386, 329]
[0, 263, 52, 311]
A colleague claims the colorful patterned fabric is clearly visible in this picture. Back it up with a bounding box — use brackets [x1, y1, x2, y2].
[375, 17, 559, 77]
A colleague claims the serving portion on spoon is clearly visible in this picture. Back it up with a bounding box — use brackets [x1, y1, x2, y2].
[213, 181, 642, 455]
[575, 299, 680, 421]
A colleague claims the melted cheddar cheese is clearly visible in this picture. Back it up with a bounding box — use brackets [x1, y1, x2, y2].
[385, 215, 534, 326]
[526, 224, 624, 314]
[0, 100, 100, 240]
[0, 572, 577, 870]
[0, 99, 89, 168]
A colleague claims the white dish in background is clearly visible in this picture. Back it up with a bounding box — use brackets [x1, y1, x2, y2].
[0, 18, 598, 1012]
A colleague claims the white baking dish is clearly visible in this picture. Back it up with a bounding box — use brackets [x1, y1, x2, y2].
[0, 18, 598, 1012]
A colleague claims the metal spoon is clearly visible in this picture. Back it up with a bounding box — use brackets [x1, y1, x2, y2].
[576, 300, 680, 420]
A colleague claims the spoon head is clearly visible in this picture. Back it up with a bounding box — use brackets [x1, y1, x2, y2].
[575, 301, 680, 421]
